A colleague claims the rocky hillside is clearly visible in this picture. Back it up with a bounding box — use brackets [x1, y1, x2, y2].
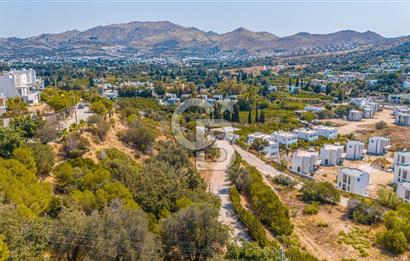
[0, 21, 397, 59]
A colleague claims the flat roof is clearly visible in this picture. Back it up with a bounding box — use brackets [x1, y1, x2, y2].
[323, 144, 343, 150]
[341, 168, 367, 177]
[294, 150, 318, 157]
[397, 151, 410, 157]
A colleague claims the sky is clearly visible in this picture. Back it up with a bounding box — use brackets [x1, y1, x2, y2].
[0, 0, 410, 38]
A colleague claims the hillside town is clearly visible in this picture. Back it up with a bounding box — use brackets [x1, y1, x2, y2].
[0, 2, 410, 260]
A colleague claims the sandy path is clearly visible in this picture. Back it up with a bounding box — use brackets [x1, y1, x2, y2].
[201, 140, 250, 241]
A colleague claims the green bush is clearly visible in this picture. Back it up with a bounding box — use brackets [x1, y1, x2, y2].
[226, 242, 279, 261]
[230, 187, 269, 247]
[377, 188, 402, 210]
[301, 182, 340, 204]
[272, 175, 297, 188]
[244, 167, 293, 236]
[347, 199, 381, 225]
[376, 229, 407, 254]
[303, 202, 320, 215]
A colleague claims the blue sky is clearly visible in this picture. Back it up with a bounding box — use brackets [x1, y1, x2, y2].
[0, 0, 409, 38]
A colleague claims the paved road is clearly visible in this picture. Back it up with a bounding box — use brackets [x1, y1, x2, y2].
[234, 145, 282, 177]
[233, 144, 348, 206]
[205, 140, 250, 241]
[61, 105, 93, 129]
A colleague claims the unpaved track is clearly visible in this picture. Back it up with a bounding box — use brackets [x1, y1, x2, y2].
[204, 140, 250, 241]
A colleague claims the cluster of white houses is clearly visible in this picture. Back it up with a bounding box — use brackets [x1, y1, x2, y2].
[0, 69, 43, 115]
[348, 98, 381, 121]
[247, 129, 395, 197]
[247, 125, 339, 158]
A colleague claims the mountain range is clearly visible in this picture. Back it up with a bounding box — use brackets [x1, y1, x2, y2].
[0, 21, 406, 59]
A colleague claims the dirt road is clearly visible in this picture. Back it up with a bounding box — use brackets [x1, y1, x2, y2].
[203, 140, 250, 241]
[320, 109, 395, 135]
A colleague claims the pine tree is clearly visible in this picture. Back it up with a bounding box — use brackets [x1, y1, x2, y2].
[260, 110, 265, 123]
[255, 105, 259, 123]
[248, 107, 252, 124]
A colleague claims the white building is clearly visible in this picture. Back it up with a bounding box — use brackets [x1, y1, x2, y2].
[363, 106, 375, 119]
[389, 94, 410, 104]
[291, 150, 320, 175]
[345, 141, 365, 160]
[320, 144, 344, 166]
[393, 151, 410, 167]
[397, 182, 410, 203]
[247, 132, 279, 157]
[314, 126, 338, 140]
[348, 110, 363, 121]
[395, 111, 410, 126]
[293, 128, 319, 142]
[0, 94, 6, 115]
[263, 141, 280, 158]
[336, 168, 369, 196]
[247, 132, 273, 144]
[394, 165, 410, 183]
[368, 137, 390, 155]
[273, 131, 298, 146]
[1, 69, 42, 104]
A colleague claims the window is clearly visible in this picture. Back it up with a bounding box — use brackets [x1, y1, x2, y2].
[405, 190, 410, 200]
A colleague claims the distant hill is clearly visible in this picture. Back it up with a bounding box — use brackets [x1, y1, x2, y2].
[0, 21, 402, 59]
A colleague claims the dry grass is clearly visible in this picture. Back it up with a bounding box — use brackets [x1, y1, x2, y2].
[270, 182, 407, 261]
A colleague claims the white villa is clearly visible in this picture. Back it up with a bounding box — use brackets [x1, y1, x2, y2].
[397, 182, 410, 203]
[395, 109, 410, 126]
[394, 165, 410, 183]
[263, 141, 280, 158]
[320, 144, 344, 166]
[393, 151, 410, 168]
[363, 106, 375, 119]
[345, 141, 365, 160]
[0, 69, 43, 104]
[314, 126, 338, 140]
[273, 131, 298, 146]
[293, 128, 319, 142]
[336, 168, 369, 196]
[348, 110, 363, 121]
[247, 132, 273, 144]
[247, 132, 279, 158]
[368, 137, 390, 155]
[291, 150, 320, 175]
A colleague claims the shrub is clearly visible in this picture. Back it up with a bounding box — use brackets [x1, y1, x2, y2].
[303, 202, 320, 215]
[226, 242, 279, 261]
[230, 187, 269, 247]
[88, 115, 110, 141]
[118, 127, 155, 153]
[376, 229, 407, 254]
[377, 188, 402, 210]
[301, 182, 340, 204]
[61, 132, 90, 158]
[246, 167, 293, 236]
[375, 121, 388, 130]
[347, 199, 381, 225]
[272, 175, 297, 188]
[26, 142, 55, 177]
[250, 138, 268, 152]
